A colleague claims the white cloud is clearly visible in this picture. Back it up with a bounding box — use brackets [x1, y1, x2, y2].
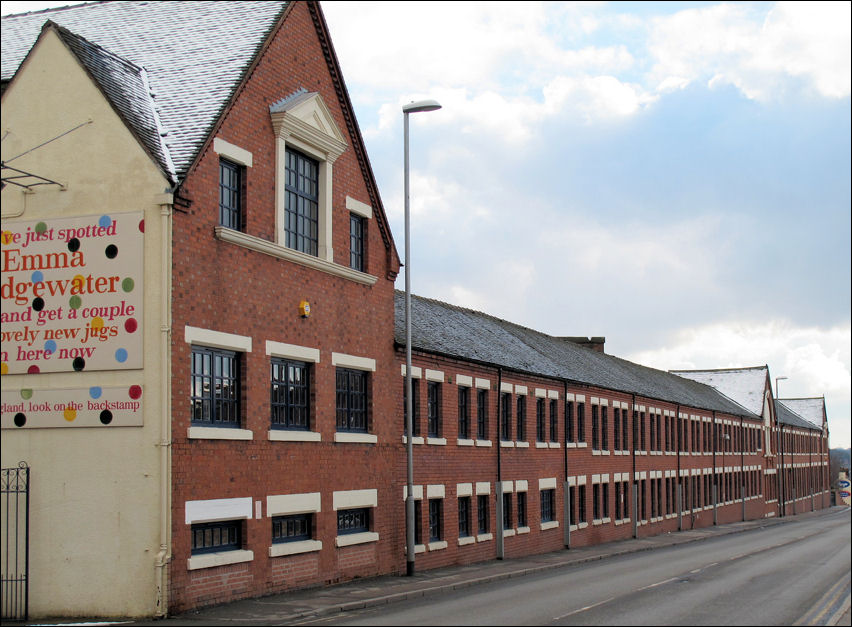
[648, 1, 852, 101]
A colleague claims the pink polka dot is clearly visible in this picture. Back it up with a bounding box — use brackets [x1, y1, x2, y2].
[27, 365, 40, 374]
[129, 385, 142, 399]
[139, 219, 145, 233]
[125, 318, 138, 333]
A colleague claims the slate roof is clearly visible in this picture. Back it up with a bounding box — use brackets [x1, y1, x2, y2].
[2, 1, 288, 179]
[670, 366, 769, 417]
[395, 292, 759, 419]
[775, 400, 820, 431]
[778, 398, 826, 430]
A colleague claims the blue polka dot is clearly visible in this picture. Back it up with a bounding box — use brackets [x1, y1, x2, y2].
[99, 215, 112, 228]
[89, 386, 102, 399]
[44, 340, 57, 354]
[32, 271, 44, 283]
[115, 348, 128, 363]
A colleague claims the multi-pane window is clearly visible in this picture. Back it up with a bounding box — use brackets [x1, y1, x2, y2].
[477, 494, 489, 534]
[427, 381, 441, 438]
[650, 413, 656, 452]
[577, 403, 586, 443]
[656, 414, 662, 452]
[284, 148, 319, 256]
[536, 398, 546, 442]
[568, 486, 577, 525]
[516, 396, 526, 441]
[615, 482, 622, 520]
[578, 484, 587, 523]
[550, 399, 558, 442]
[622, 408, 629, 450]
[191, 346, 240, 427]
[414, 500, 423, 544]
[640, 412, 647, 450]
[592, 404, 600, 450]
[349, 213, 365, 271]
[218, 159, 243, 231]
[566, 401, 574, 443]
[272, 513, 312, 543]
[601, 406, 608, 450]
[191, 520, 241, 554]
[517, 491, 527, 528]
[403, 378, 420, 436]
[540, 489, 555, 523]
[477, 389, 488, 440]
[458, 387, 470, 439]
[502, 493, 512, 530]
[336, 368, 368, 432]
[458, 497, 471, 537]
[429, 499, 443, 541]
[603, 482, 610, 519]
[614, 408, 621, 451]
[270, 358, 310, 430]
[623, 481, 630, 519]
[593, 483, 601, 520]
[337, 508, 369, 534]
[500, 393, 512, 442]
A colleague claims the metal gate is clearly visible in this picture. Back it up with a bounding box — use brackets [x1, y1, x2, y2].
[1, 462, 29, 621]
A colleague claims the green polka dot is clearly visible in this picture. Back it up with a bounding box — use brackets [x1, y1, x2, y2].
[122, 278, 135, 292]
[69, 295, 82, 309]
[20, 389, 33, 400]
[35, 222, 47, 234]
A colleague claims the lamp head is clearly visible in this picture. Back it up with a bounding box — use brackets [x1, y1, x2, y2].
[403, 99, 442, 114]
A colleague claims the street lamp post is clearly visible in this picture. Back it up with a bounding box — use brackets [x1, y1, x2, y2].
[776, 376, 788, 399]
[403, 99, 441, 577]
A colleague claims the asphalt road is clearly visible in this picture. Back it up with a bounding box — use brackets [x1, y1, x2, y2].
[301, 509, 850, 626]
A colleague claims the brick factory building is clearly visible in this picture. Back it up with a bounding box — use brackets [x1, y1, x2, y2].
[1, 1, 831, 620]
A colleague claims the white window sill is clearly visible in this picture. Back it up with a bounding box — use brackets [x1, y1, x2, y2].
[188, 549, 254, 571]
[500, 440, 515, 448]
[428, 540, 448, 551]
[216, 227, 378, 286]
[517, 526, 530, 535]
[567, 442, 577, 448]
[269, 430, 321, 442]
[335, 432, 377, 444]
[577, 442, 588, 448]
[548, 442, 560, 449]
[188, 427, 253, 440]
[477, 533, 493, 542]
[269, 540, 322, 558]
[475, 440, 492, 448]
[502, 528, 516, 537]
[601, 450, 610, 455]
[457, 438, 475, 447]
[427, 437, 447, 446]
[535, 442, 548, 448]
[515, 441, 530, 448]
[335, 531, 379, 548]
[541, 520, 559, 531]
[402, 436, 425, 445]
[458, 536, 476, 546]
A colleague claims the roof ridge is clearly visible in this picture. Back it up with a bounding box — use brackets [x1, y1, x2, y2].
[669, 365, 768, 373]
[2, 1, 106, 19]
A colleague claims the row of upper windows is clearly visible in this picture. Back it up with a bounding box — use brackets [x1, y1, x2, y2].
[218, 148, 367, 273]
[402, 378, 765, 455]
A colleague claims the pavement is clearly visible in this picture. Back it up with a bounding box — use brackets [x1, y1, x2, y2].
[28, 507, 851, 626]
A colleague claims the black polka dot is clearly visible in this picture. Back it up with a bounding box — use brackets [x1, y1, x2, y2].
[72, 357, 86, 371]
[105, 244, 118, 259]
[67, 238, 80, 252]
[100, 410, 113, 425]
[32, 297, 45, 311]
[14, 413, 26, 427]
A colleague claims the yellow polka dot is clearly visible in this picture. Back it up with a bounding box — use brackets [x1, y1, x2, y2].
[64, 407, 77, 422]
[91, 317, 104, 329]
[1, 231, 13, 245]
[0, 362, 7, 375]
[72, 275, 86, 291]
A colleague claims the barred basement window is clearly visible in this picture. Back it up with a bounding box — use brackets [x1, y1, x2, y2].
[271, 358, 310, 430]
[191, 346, 240, 427]
[272, 513, 312, 543]
[458, 496, 471, 537]
[540, 489, 555, 523]
[219, 159, 244, 231]
[285, 148, 319, 256]
[191, 520, 241, 554]
[429, 499, 443, 541]
[336, 368, 368, 432]
[337, 508, 369, 534]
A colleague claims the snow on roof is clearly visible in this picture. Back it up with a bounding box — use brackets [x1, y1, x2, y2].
[778, 398, 825, 429]
[670, 366, 769, 417]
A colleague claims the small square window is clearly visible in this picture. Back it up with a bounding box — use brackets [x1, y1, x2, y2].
[272, 513, 312, 543]
[191, 520, 241, 555]
[337, 507, 370, 535]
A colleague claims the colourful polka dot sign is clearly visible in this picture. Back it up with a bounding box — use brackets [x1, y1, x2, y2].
[1, 213, 143, 374]
[0, 385, 143, 429]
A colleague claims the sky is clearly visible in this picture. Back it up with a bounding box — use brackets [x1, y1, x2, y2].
[3, 1, 850, 448]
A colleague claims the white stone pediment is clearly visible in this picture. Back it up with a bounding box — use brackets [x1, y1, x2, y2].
[270, 91, 347, 162]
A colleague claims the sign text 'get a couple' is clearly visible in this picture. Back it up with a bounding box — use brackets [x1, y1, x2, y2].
[1, 212, 144, 374]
